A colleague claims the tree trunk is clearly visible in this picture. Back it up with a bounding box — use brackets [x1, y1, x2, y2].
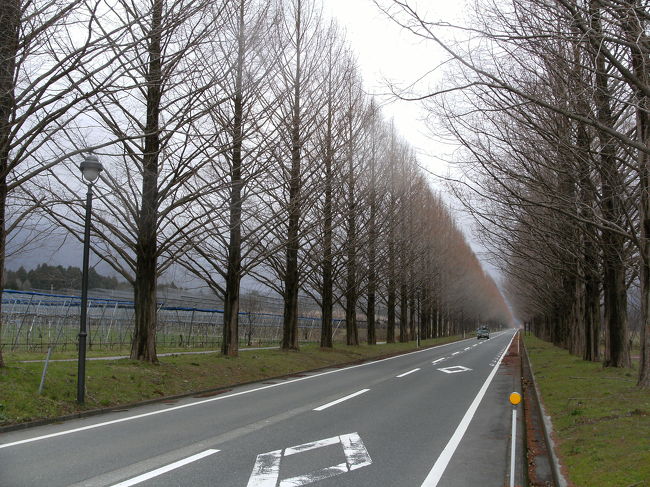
[399, 282, 408, 342]
[419, 290, 428, 340]
[570, 278, 585, 356]
[409, 287, 416, 343]
[320, 86, 333, 349]
[131, 0, 163, 363]
[283, 140, 301, 351]
[590, 0, 630, 368]
[386, 232, 396, 343]
[222, 0, 246, 358]
[318, 40, 336, 349]
[282, 4, 302, 351]
[345, 238, 358, 346]
[345, 106, 358, 346]
[583, 200, 601, 362]
[434, 300, 440, 338]
[0, 0, 19, 368]
[620, 0, 650, 385]
[321, 230, 333, 348]
[366, 173, 377, 345]
[576, 117, 601, 362]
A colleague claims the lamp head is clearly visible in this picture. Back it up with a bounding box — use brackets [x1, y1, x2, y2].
[80, 153, 103, 184]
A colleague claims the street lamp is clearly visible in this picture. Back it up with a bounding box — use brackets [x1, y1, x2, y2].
[77, 153, 103, 404]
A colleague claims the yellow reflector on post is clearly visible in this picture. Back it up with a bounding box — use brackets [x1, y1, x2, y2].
[509, 392, 521, 405]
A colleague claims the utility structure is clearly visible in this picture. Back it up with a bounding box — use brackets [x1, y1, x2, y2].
[77, 153, 103, 404]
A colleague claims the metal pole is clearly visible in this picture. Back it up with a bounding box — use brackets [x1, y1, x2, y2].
[39, 347, 53, 394]
[510, 407, 517, 487]
[77, 184, 93, 404]
[508, 392, 521, 487]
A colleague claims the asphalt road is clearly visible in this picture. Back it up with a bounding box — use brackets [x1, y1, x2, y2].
[0, 330, 524, 487]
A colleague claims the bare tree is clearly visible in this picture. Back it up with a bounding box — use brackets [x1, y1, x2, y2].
[38, 0, 230, 362]
[175, 0, 282, 357]
[376, 0, 650, 381]
[341, 64, 367, 346]
[0, 0, 122, 367]
[299, 23, 348, 349]
[255, 0, 328, 351]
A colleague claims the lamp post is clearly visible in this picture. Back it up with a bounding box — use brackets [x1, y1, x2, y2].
[77, 153, 103, 404]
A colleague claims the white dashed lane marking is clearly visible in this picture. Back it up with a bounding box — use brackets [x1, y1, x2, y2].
[110, 449, 219, 487]
[396, 368, 421, 378]
[313, 389, 370, 411]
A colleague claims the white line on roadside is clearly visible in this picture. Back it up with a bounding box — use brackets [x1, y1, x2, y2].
[431, 358, 445, 365]
[109, 449, 219, 487]
[313, 389, 370, 411]
[396, 368, 420, 378]
[420, 332, 516, 487]
[0, 336, 486, 449]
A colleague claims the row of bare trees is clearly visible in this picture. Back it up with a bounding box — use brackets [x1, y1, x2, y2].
[378, 0, 649, 387]
[0, 0, 512, 367]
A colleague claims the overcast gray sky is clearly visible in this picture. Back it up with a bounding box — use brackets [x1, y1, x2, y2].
[321, 1, 500, 279]
[323, 0, 466, 180]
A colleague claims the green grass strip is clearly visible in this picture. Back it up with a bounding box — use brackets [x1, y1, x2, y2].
[524, 334, 650, 487]
[0, 337, 458, 427]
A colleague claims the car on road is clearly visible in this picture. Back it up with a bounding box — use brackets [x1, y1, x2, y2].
[476, 326, 490, 339]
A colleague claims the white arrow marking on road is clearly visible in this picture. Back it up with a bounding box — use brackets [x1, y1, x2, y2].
[437, 366, 472, 374]
[313, 389, 370, 411]
[339, 433, 373, 471]
[280, 464, 348, 486]
[247, 449, 282, 487]
[109, 449, 219, 487]
[396, 368, 420, 378]
[247, 433, 372, 487]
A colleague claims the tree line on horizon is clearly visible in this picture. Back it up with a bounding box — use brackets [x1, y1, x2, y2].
[0, 0, 513, 368]
[378, 0, 650, 388]
[4, 264, 127, 292]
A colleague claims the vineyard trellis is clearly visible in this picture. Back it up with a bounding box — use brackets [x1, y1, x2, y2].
[1, 290, 378, 352]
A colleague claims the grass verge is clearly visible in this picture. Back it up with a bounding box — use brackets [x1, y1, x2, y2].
[524, 334, 650, 487]
[0, 337, 459, 427]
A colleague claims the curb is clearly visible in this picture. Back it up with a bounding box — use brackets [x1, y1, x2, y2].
[521, 335, 568, 487]
[0, 338, 461, 434]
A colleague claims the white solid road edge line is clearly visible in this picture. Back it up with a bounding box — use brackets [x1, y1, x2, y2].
[109, 449, 219, 487]
[420, 331, 516, 487]
[313, 389, 370, 411]
[0, 334, 493, 449]
[396, 368, 421, 378]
